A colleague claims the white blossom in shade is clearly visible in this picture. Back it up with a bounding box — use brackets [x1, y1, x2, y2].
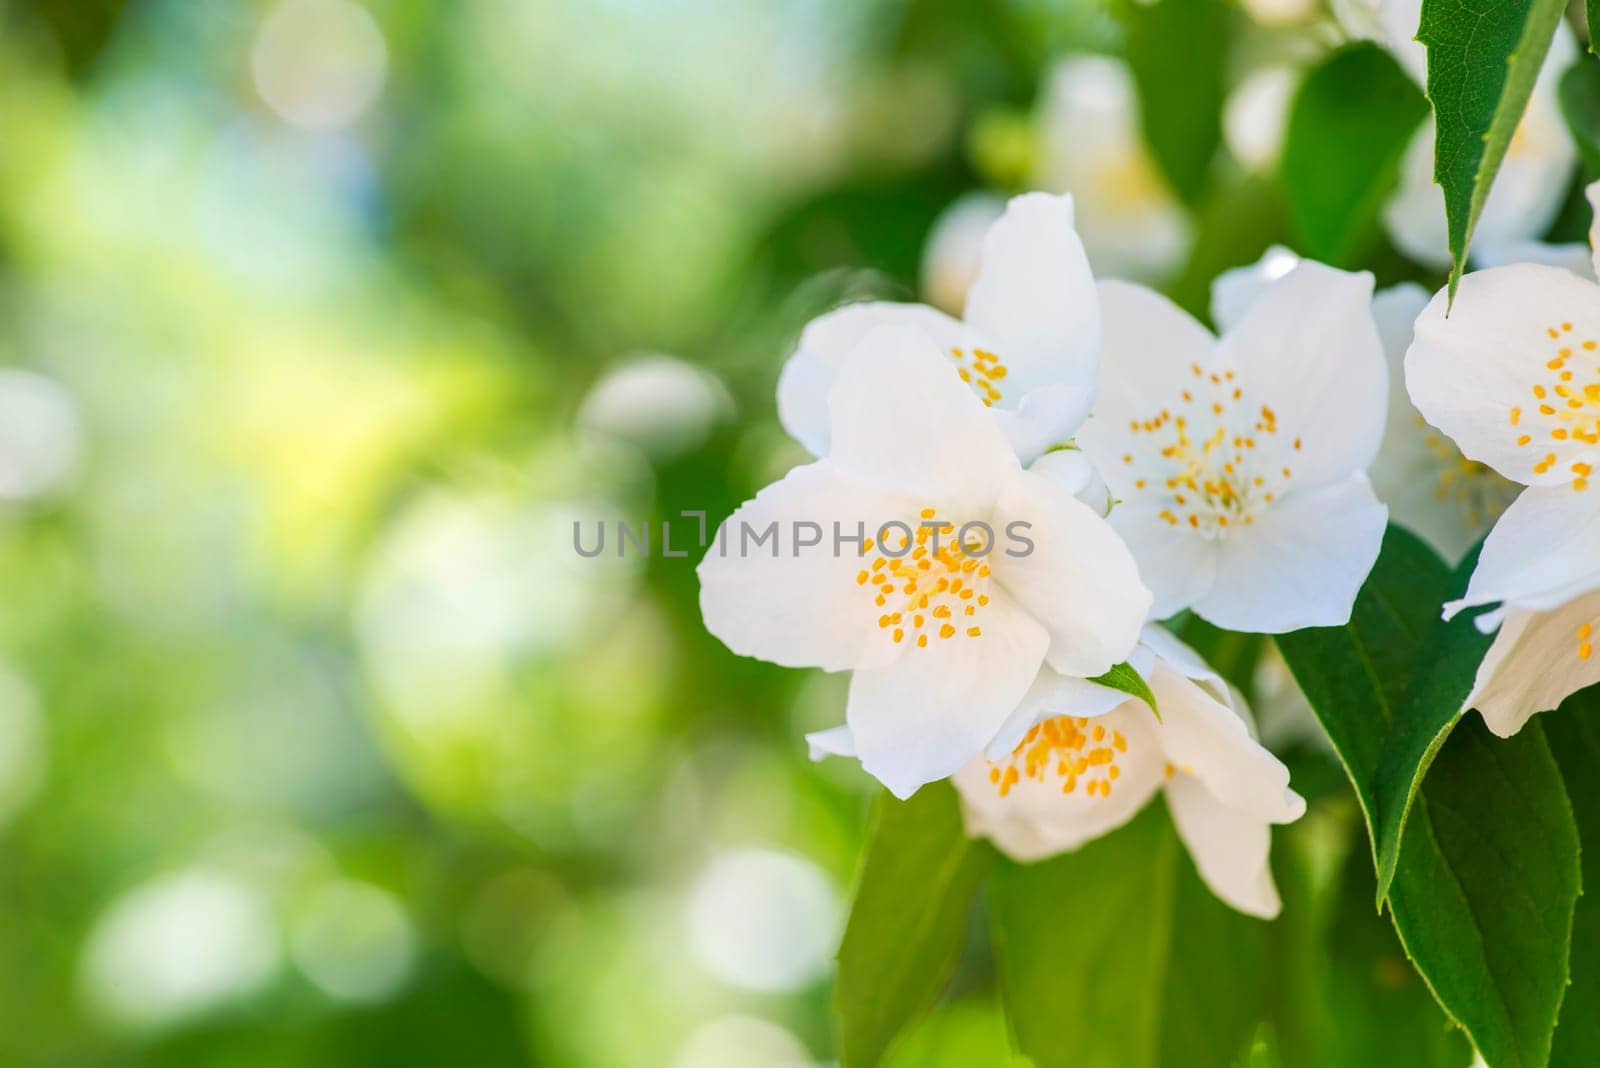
[920, 192, 1007, 316]
[252, 0, 388, 131]
[816, 627, 1305, 917]
[1033, 56, 1190, 282]
[1375, 0, 1578, 269]
[577, 353, 733, 460]
[0, 369, 81, 501]
[1223, 66, 1298, 172]
[1077, 261, 1388, 633]
[1214, 247, 1517, 562]
[704, 329, 1150, 798]
[779, 193, 1100, 464]
[82, 868, 280, 1029]
[685, 850, 838, 993]
[1405, 182, 1600, 736]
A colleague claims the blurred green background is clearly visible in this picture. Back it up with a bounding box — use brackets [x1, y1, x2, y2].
[0, 0, 1450, 1064]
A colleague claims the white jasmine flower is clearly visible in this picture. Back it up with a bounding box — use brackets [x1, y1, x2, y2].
[1077, 261, 1389, 632]
[705, 327, 1151, 798]
[1033, 56, 1191, 282]
[810, 628, 1305, 916]
[919, 192, 1006, 316]
[1370, 0, 1578, 269]
[1215, 247, 1517, 562]
[1405, 183, 1600, 736]
[779, 193, 1099, 464]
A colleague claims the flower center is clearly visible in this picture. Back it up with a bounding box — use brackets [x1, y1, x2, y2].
[1121, 363, 1297, 538]
[947, 346, 1009, 407]
[1509, 321, 1600, 490]
[856, 507, 992, 648]
[987, 715, 1129, 798]
[1420, 417, 1518, 527]
[1578, 621, 1593, 662]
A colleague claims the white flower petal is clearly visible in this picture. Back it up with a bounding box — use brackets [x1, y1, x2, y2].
[1166, 774, 1282, 918]
[1407, 265, 1600, 489]
[984, 667, 1133, 761]
[1150, 663, 1305, 824]
[1445, 485, 1600, 617]
[778, 302, 966, 456]
[1138, 624, 1220, 686]
[1367, 282, 1515, 563]
[1218, 261, 1386, 490]
[991, 468, 1150, 677]
[1196, 475, 1388, 633]
[1382, 122, 1451, 271]
[1473, 240, 1596, 280]
[805, 725, 857, 761]
[699, 462, 905, 672]
[1084, 282, 1219, 455]
[1025, 448, 1109, 515]
[848, 585, 1049, 798]
[1209, 245, 1302, 334]
[1467, 589, 1600, 737]
[920, 192, 1007, 316]
[964, 193, 1100, 406]
[992, 383, 1098, 463]
[953, 702, 1166, 860]
[1106, 499, 1222, 621]
[827, 325, 1019, 515]
[1588, 179, 1600, 282]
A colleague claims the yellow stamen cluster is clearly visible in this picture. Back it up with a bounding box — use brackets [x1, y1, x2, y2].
[987, 715, 1128, 798]
[856, 507, 992, 647]
[1511, 322, 1600, 490]
[1579, 621, 1593, 662]
[948, 347, 1008, 407]
[1418, 415, 1517, 527]
[1123, 362, 1295, 536]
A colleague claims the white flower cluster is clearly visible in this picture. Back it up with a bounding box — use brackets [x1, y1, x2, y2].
[699, 194, 1403, 917]
[700, 137, 1600, 915]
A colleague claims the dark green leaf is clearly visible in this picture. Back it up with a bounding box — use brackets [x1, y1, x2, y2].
[1559, 59, 1600, 177]
[1276, 527, 1448, 860]
[1118, 0, 1230, 206]
[1086, 661, 1160, 720]
[1544, 689, 1600, 1067]
[991, 802, 1266, 1068]
[1589, 1, 1600, 57]
[1386, 720, 1577, 1068]
[1419, 0, 1569, 296]
[835, 782, 993, 1068]
[1277, 527, 1580, 1068]
[1262, 802, 1463, 1068]
[1369, 542, 1492, 903]
[1279, 43, 1429, 266]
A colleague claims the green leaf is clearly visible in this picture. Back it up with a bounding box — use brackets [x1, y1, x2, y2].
[1558, 58, 1600, 177]
[1276, 527, 1449, 866]
[1590, 1, 1600, 57]
[1419, 0, 1569, 296]
[1279, 43, 1429, 266]
[1086, 661, 1160, 720]
[1118, 0, 1230, 206]
[1385, 719, 1577, 1068]
[1369, 543, 1493, 903]
[1277, 527, 1580, 1068]
[835, 782, 993, 1068]
[1261, 811, 1468, 1068]
[991, 802, 1266, 1068]
[1544, 689, 1600, 1067]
